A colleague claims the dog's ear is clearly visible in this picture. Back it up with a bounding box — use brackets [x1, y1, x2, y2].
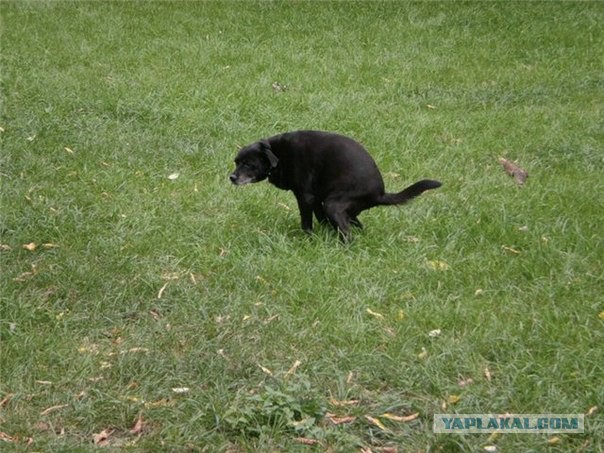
[260, 140, 278, 168]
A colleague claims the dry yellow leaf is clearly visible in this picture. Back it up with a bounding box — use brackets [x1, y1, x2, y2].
[23, 242, 37, 251]
[285, 359, 302, 377]
[382, 412, 419, 422]
[329, 398, 360, 407]
[366, 308, 385, 320]
[447, 395, 461, 404]
[257, 364, 273, 376]
[547, 436, 561, 445]
[418, 347, 428, 359]
[40, 404, 68, 416]
[396, 309, 405, 321]
[157, 282, 169, 299]
[427, 260, 449, 270]
[365, 415, 389, 431]
[598, 311, 604, 320]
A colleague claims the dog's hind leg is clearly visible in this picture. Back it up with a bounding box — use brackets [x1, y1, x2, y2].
[313, 202, 328, 225]
[323, 199, 352, 241]
[350, 217, 363, 229]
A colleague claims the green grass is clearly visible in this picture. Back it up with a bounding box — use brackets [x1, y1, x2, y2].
[1, 1, 603, 451]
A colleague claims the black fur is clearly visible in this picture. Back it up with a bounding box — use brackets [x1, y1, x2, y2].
[230, 130, 441, 240]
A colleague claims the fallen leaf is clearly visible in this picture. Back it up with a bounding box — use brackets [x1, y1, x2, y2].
[129, 414, 145, 434]
[35, 380, 53, 385]
[23, 242, 37, 251]
[365, 415, 389, 431]
[40, 404, 68, 416]
[144, 398, 173, 408]
[167, 172, 180, 180]
[474, 288, 484, 296]
[294, 437, 320, 446]
[547, 436, 561, 445]
[586, 406, 598, 416]
[418, 347, 428, 359]
[64, 147, 74, 154]
[502, 245, 521, 254]
[92, 428, 114, 446]
[171, 387, 190, 394]
[271, 81, 288, 92]
[0, 394, 13, 408]
[285, 360, 302, 377]
[366, 308, 384, 320]
[447, 395, 461, 405]
[257, 364, 273, 376]
[483, 446, 497, 452]
[330, 398, 360, 407]
[426, 104, 437, 109]
[157, 282, 169, 299]
[0, 432, 16, 442]
[326, 412, 357, 425]
[598, 311, 604, 321]
[396, 309, 405, 321]
[42, 243, 59, 249]
[498, 157, 528, 185]
[381, 412, 419, 422]
[125, 347, 149, 354]
[484, 367, 492, 381]
[0, 244, 11, 251]
[428, 329, 442, 337]
[458, 377, 474, 387]
[427, 260, 449, 270]
[13, 271, 35, 282]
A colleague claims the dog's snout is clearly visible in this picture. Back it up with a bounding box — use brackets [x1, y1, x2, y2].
[229, 173, 238, 184]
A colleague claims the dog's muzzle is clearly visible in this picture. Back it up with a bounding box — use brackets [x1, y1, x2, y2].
[229, 173, 253, 185]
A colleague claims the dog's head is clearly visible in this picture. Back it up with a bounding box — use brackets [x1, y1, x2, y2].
[229, 140, 279, 185]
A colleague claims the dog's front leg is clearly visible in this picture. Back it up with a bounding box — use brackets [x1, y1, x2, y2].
[294, 192, 314, 233]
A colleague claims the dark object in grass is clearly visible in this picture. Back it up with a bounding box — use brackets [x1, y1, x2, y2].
[499, 157, 528, 185]
[229, 130, 441, 241]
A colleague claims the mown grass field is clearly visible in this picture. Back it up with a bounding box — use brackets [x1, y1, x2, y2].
[1, 1, 603, 451]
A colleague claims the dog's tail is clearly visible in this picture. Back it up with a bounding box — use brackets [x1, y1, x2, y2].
[377, 179, 442, 206]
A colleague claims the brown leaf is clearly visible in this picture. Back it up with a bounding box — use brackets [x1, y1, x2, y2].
[294, 437, 320, 445]
[0, 431, 16, 442]
[498, 157, 528, 185]
[92, 428, 114, 446]
[129, 414, 145, 435]
[326, 412, 357, 425]
[0, 394, 13, 408]
[40, 404, 68, 416]
[586, 406, 598, 416]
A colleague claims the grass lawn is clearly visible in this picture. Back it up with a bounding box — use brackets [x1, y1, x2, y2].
[1, 1, 603, 451]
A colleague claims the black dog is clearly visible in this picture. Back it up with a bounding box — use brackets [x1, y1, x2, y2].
[230, 130, 441, 240]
